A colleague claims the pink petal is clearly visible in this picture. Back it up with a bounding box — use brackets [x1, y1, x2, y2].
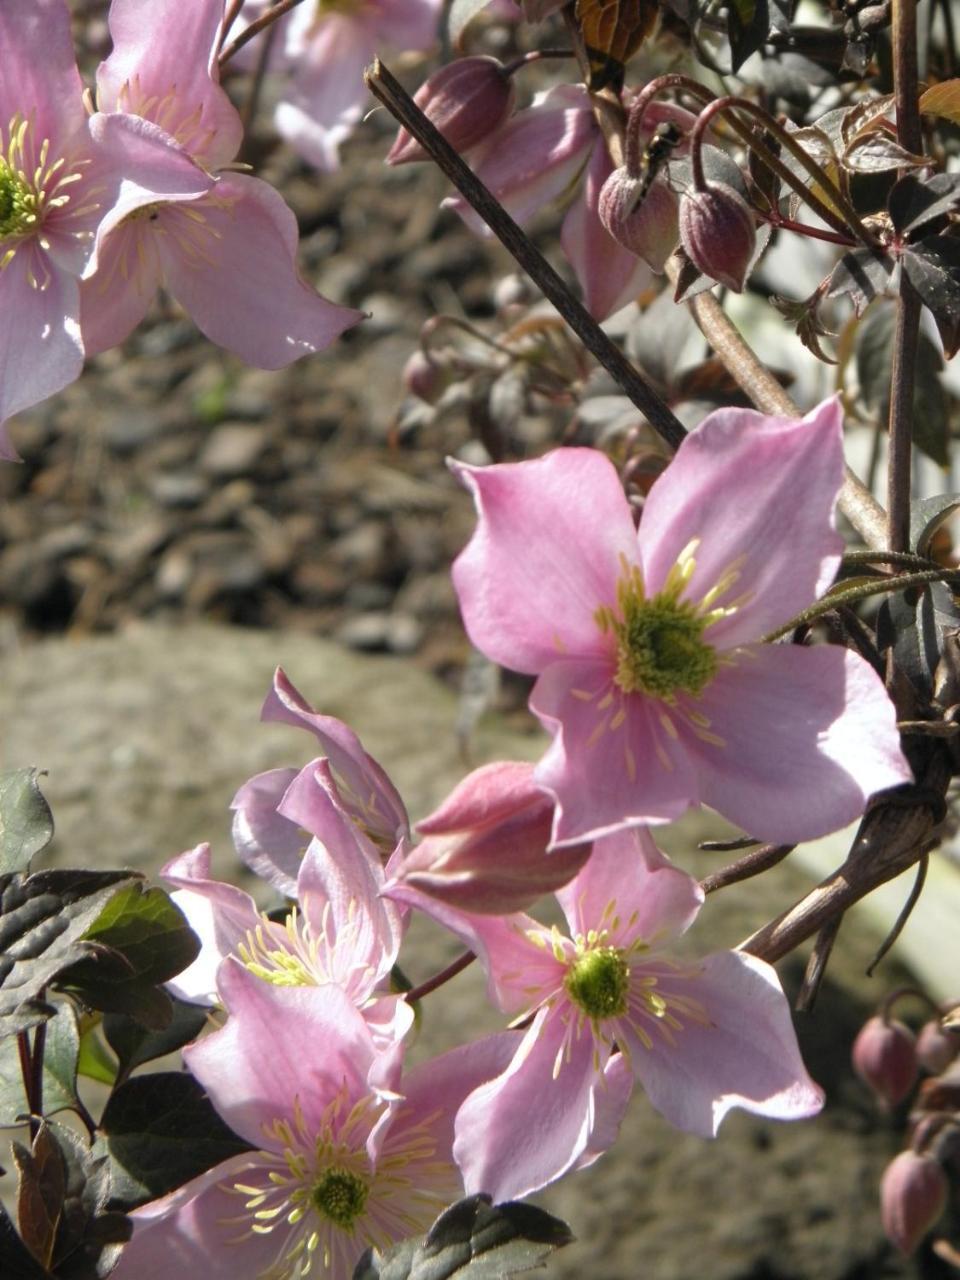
[451, 448, 640, 674]
[263, 668, 409, 847]
[560, 142, 652, 321]
[86, 112, 215, 248]
[0, 248, 83, 425]
[96, 0, 243, 168]
[638, 398, 846, 647]
[370, 0, 442, 49]
[160, 843, 263, 1004]
[443, 85, 596, 236]
[556, 826, 703, 946]
[79, 219, 162, 356]
[453, 1008, 602, 1201]
[383, 880, 562, 1014]
[416, 761, 540, 834]
[0, 0, 86, 140]
[154, 173, 361, 366]
[109, 1153, 292, 1279]
[530, 658, 698, 843]
[574, 1051, 633, 1173]
[184, 960, 378, 1147]
[679, 643, 912, 842]
[274, 16, 373, 170]
[230, 767, 304, 896]
[627, 950, 824, 1137]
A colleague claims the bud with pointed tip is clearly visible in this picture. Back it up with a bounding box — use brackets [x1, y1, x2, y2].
[853, 1016, 918, 1107]
[402, 349, 454, 405]
[917, 1019, 960, 1075]
[388, 761, 591, 914]
[881, 1150, 947, 1255]
[387, 57, 516, 166]
[598, 167, 679, 272]
[679, 180, 756, 292]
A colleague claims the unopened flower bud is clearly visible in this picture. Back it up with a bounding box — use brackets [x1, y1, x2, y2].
[387, 57, 515, 165]
[880, 1150, 947, 1255]
[917, 1018, 960, 1075]
[853, 1016, 918, 1107]
[389, 761, 591, 914]
[402, 349, 453, 405]
[678, 180, 756, 292]
[598, 167, 679, 272]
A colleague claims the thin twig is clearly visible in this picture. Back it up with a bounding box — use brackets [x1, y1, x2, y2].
[866, 852, 929, 975]
[701, 843, 794, 894]
[218, 0, 305, 67]
[795, 916, 842, 1012]
[364, 58, 689, 452]
[404, 949, 476, 1002]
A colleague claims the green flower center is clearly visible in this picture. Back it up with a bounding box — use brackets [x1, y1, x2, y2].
[564, 946, 629, 1020]
[0, 164, 38, 239]
[596, 556, 718, 701]
[311, 1166, 369, 1228]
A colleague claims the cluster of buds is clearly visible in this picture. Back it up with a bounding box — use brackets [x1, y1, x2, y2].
[853, 998, 960, 1255]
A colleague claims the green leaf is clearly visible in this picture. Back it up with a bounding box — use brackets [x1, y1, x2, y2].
[902, 235, 960, 325]
[76, 1021, 117, 1087]
[13, 1126, 65, 1271]
[103, 998, 207, 1082]
[353, 1195, 574, 1280]
[0, 870, 135, 1041]
[57, 885, 199, 1029]
[0, 771, 54, 876]
[0, 1003, 80, 1127]
[99, 1073, 252, 1208]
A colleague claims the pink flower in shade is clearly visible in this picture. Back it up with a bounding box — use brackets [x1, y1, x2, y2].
[238, 0, 441, 172]
[232, 668, 410, 896]
[389, 827, 824, 1201]
[443, 84, 649, 320]
[0, 0, 109, 459]
[451, 397, 913, 847]
[80, 0, 361, 365]
[110, 962, 519, 1280]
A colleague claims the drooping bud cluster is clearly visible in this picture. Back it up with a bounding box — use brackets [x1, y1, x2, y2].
[598, 167, 679, 272]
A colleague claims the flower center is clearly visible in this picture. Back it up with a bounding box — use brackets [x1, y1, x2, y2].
[596, 554, 719, 701]
[311, 1165, 369, 1228]
[0, 165, 35, 238]
[564, 945, 629, 1020]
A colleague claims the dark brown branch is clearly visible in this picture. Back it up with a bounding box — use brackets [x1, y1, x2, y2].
[701, 843, 794, 894]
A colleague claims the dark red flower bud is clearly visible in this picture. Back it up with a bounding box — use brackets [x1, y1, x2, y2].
[402, 350, 454, 405]
[678, 180, 756, 292]
[917, 1019, 960, 1074]
[881, 1150, 947, 1255]
[387, 57, 515, 165]
[598, 166, 679, 272]
[852, 1016, 918, 1108]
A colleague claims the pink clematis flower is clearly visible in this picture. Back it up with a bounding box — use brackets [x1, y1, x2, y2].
[111, 962, 518, 1280]
[80, 0, 361, 364]
[389, 827, 824, 1201]
[238, 0, 441, 171]
[0, 0, 109, 458]
[451, 397, 912, 846]
[232, 667, 410, 896]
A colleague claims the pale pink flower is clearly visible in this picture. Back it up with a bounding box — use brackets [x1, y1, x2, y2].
[110, 962, 517, 1280]
[164, 763, 407, 1052]
[81, 0, 361, 363]
[451, 397, 912, 846]
[239, 0, 441, 171]
[0, 0, 108, 458]
[232, 667, 410, 896]
[389, 827, 823, 1200]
